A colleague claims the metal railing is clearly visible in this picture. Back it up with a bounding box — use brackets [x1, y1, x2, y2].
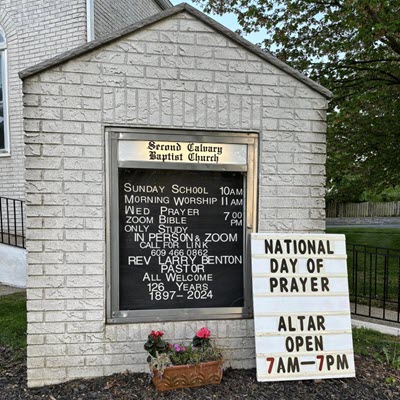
[0, 196, 25, 248]
[348, 243, 400, 323]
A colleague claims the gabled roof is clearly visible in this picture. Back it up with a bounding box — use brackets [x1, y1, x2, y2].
[19, 3, 332, 99]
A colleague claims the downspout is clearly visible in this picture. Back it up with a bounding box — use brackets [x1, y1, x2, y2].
[86, 0, 95, 42]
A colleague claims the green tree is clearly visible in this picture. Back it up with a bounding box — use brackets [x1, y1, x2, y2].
[193, 0, 400, 202]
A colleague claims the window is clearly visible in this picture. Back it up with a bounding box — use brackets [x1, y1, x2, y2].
[0, 27, 8, 153]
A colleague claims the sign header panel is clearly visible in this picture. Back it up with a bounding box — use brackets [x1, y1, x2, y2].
[119, 140, 247, 165]
[251, 233, 355, 382]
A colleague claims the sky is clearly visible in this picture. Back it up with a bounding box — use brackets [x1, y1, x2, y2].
[170, 0, 267, 45]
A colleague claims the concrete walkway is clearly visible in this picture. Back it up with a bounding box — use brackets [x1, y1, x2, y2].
[351, 302, 400, 327]
[327, 217, 400, 228]
[0, 284, 25, 296]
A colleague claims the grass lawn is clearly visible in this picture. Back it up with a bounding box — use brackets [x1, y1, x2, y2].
[353, 327, 400, 370]
[0, 292, 27, 360]
[326, 227, 400, 250]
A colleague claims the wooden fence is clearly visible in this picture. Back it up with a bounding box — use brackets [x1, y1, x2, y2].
[326, 202, 400, 218]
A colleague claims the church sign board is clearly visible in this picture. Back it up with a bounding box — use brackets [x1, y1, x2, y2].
[251, 233, 355, 381]
[106, 128, 258, 323]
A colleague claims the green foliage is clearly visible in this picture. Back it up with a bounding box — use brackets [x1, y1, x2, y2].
[149, 352, 172, 376]
[192, 335, 210, 348]
[360, 186, 400, 202]
[170, 345, 202, 366]
[327, 85, 400, 201]
[144, 332, 169, 363]
[169, 344, 221, 365]
[0, 292, 27, 352]
[386, 376, 397, 385]
[146, 328, 223, 376]
[193, 0, 400, 201]
[195, 343, 223, 363]
[150, 343, 223, 374]
[192, 326, 212, 348]
[382, 346, 400, 370]
[353, 327, 400, 370]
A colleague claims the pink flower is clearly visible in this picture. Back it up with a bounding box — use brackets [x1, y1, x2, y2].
[196, 327, 210, 339]
[173, 344, 186, 352]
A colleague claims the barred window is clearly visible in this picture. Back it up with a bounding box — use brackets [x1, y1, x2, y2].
[0, 28, 8, 152]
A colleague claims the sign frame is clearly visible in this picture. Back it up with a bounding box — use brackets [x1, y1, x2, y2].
[251, 233, 355, 382]
[105, 127, 259, 323]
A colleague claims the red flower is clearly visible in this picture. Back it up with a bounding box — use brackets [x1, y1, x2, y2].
[150, 330, 164, 338]
[196, 327, 210, 339]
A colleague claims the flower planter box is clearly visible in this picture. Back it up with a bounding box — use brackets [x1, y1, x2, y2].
[152, 360, 223, 391]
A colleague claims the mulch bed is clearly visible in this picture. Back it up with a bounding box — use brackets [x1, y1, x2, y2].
[1, 346, 399, 400]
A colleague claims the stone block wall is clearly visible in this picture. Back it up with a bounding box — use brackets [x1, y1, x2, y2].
[0, 0, 87, 200]
[23, 10, 328, 387]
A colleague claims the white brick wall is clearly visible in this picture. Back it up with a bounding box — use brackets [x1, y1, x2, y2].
[0, 0, 87, 200]
[23, 11, 328, 387]
[94, 0, 163, 39]
[0, 0, 167, 201]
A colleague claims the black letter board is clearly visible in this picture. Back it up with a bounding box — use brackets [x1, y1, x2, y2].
[118, 168, 245, 310]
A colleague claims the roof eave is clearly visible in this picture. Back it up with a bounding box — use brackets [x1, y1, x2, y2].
[19, 5, 185, 80]
[182, 5, 332, 99]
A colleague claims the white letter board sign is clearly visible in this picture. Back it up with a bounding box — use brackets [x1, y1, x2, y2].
[251, 233, 355, 382]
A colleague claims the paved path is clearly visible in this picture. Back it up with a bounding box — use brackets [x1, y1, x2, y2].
[0, 284, 25, 296]
[351, 303, 400, 327]
[327, 217, 400, 228]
